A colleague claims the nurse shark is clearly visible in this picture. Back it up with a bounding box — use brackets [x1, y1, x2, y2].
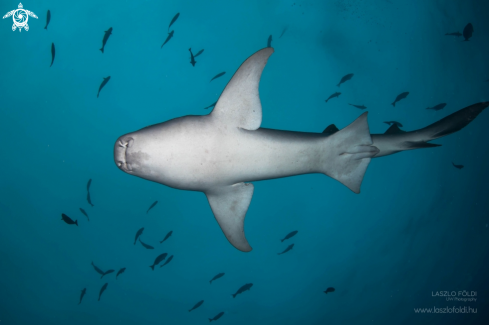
[114, 48, 488, 252]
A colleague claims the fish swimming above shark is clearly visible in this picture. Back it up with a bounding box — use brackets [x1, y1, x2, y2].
[114, 47, 488, 252]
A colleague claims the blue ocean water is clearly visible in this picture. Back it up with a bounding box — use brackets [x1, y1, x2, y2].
[1, 0, 488, 324]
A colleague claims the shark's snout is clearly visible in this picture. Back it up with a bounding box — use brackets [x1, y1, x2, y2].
[114, 136, 134, 173]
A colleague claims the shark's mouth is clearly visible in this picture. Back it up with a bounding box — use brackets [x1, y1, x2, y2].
[114, 136, 134, 173]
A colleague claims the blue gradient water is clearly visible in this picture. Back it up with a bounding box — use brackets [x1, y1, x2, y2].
[1, 0, 487, 324]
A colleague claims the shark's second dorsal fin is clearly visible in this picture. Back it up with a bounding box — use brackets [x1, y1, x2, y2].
[322, 124, 339, 135]
[384, 124, 405, 135]
[210, 48, 274, 131]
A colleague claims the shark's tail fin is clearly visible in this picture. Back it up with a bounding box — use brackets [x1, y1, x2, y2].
[320, 112, 378, 194]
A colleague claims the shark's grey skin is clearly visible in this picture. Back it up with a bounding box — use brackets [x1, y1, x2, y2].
[114, 48, 379, 252]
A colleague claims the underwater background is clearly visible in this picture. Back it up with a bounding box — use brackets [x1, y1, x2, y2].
[0, 0, 488, 324]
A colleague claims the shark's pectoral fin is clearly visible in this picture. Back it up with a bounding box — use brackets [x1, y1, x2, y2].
[210, 48, 274, 131]
[205, 183, 254, 252]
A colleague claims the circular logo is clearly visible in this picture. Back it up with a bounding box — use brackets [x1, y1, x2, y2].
[13, 9, 27, 27]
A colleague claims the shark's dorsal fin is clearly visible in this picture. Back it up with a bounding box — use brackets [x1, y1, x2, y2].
[210, 48, 274, 131]
[384, 124, 405, 135]
[205, 183, 254, 252]
[322, 124, 339, 135]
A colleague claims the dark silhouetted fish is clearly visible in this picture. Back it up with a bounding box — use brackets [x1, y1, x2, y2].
[101, 269, 114, 279]
[79, 208, 89, 221]
[116, 267, 126, 279]
[147, 200, 158, 214]
[325, 92, 341, 103]
[168, 13, 180, 31]
[134, 227, 144, 245]
[189, 300, 204, 312]
[278, 243, 294, 255]
[160, 231, 173, 243]
[280, 230, 298, 242]
[445, 32, 461, 37]
[44, 10, 50, 30]
[61, 213, 78, 226]
[384, 121, 403, 127]
[210, 272, 225, 284]
[337, 73, 353, 87]
[194, 49, 204, 57]
[97, 76, 111, 98]
[383, 124, 406, 135]
[98, 283, 108, 301]
[160, 255, 173, 267]
[100, 27, 112, 53]
[150, 253, 167, 270]
[279, 26, 288, 38]
[50, 43, 55, 67]
[322, 124, 339, 136]
[210, 72, 226, 82]
[91, 262, 105, 275]
[87, 191, 94, 207]
[426, 103, 446, 111]
[452, 162, 464, 169]
[209, 312, 224, 322]
[204, 102, 217, 110]
[87, 179, 92, 191]
[463, 23, 473, 41]
[391, 92, 409, 107]
[324, 287, 335, 294]
[139, 238, 154, 250]
[267, 35, 272, 47]
[78, 288, 86, 305]
[232, 283, 253, 298]
[349, 103, 367, 109]
[189, 48, 196, 66]
[161, 30, 174, 48]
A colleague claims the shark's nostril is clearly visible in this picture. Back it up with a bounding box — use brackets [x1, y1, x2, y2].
[117, 161, 122, 167]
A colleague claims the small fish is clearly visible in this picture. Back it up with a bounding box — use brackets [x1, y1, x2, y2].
[280, 231, 298, 242]
[147, 201, 158, 214]
[160, 230, 173, 244]
[116, 267, 126, 279]
[337, 73, 353, 87]
[160, 255, 173, 267]
[91, 262, 105, 275]
[325, 92, 341, 103]
[391, 92, 409, 107]
[101, 269, 114, 279]
[134, 227, 144, 245]
[79, 288, 86, 305]
[209, 312, 224, 322]
[161, 30, 174, 48]
[100, 27, 112, 53]
[349, 103, 367, 109]
[189, 48, 196, 66]
[168, 13, 180, 32]
[44, 10, 50, 30]
[463, 23, 473, 41]
[61, 213, 78, 226]
[50, 43, 55, 67]
[384, 121, 403, 128]
[324, 287, 335, 294]
[267, 35, 272, 48]
[97, 76, 111, 98]
[87, 179, 92, 191]
[150, 253, 167, 270]
[87, 191, 94, 207]
[79, 208, 89, 221]
[426, 103, 446, 111]
[279, 26, 288, 38]
[322, 124, 339, 136]
[278, 243, 294, 255]
[194, 49, 204, 57]
[445, 32, 462, 37]
[210, 72, 226, 82]
[189, 300, 204, 312]
[452, 162, 464, 169]
[210, 272, 225, 284]
[98, 283, 108, 301]
[204, 102, 217, 110]
[232, 283, 253, 298]
[139, 238, 154, 250]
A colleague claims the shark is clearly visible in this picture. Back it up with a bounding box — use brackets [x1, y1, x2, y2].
[114, 48, 488, 252]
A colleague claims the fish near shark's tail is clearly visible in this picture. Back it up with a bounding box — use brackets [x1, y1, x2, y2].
[320, 112, 379, 194]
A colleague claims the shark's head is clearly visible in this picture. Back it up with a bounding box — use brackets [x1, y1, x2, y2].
[114, 132, 154, 178]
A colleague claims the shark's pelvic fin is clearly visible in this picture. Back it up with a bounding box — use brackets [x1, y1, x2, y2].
[210, 48, 274, 131]
[205, 183, 254, 252]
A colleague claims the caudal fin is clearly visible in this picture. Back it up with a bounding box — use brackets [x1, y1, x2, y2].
[75, 220, 78, 226]
[391, 102, 396, 107]
[150, 265, 155, 271]
[100, 48, 104, 53]
[320, 112, 378, 194]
